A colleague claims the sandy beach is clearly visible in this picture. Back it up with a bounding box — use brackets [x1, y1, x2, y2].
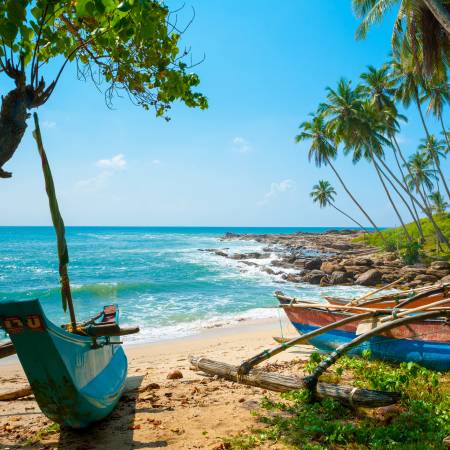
[0, 317, 312, 449]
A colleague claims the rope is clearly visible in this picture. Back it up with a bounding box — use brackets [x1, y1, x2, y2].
[277, 306, 285, 342]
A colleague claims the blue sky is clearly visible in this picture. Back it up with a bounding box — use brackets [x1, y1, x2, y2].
[1, 1, 448, 227]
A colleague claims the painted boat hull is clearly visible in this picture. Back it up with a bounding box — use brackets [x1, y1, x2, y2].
[281, 305, 450, 372]
[0, 299, 127, 428]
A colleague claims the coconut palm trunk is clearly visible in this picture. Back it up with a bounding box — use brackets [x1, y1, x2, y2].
[370, 152, 412, 241]
[422, 0, 450, 34]
[376, 156, 450, 248]
[439, 112, 450, 150]
[329, 202, 369, 233]
[391, 139, 425, 240]
[377, 158, 424, 241]
[324, 155, 387, 244]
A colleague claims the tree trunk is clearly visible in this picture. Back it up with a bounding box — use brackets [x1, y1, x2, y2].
[422, 0, 450, 35]
[377, 158, 423, 240]
[376, 155, 450, 248]
[330, 203, 369, 232]
[371, 155, 412, 241]
[392, 139, 425, 240]
[439, 112, 450, 150]
[325, 156, 387, 245]
[0, 88, 30, 178]
[415, 89, 431, 139]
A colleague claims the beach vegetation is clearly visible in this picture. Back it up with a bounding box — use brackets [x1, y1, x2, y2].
[0, 0, 207, 178]
[224, 354, 450, 449]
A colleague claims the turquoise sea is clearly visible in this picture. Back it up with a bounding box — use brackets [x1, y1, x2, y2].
[0, 227, 369, 344]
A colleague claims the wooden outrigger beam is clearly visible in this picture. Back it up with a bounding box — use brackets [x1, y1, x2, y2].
[190, 356, 401, 408]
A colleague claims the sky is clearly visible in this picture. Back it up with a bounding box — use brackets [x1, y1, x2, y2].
[1, 1, 448, 227]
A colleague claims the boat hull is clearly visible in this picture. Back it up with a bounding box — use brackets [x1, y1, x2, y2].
[0, 299, 127, 428]
[282, 305, 450, 372]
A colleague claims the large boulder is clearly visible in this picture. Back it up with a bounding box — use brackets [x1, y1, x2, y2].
[414, 274, 438, 283]
[330, 271, 354, 285]
[441, 274, 450, 283]
[320, 261, 340, 274]
[355, 269, 382, 286]
[304, 258, 322, 270]
[302, 270, 326, 284]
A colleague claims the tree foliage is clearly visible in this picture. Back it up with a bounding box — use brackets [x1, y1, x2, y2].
[0, 0, 207, 177]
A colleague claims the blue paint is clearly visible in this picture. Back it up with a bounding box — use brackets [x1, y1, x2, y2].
[294, 323, 450, 372]
[0, 299, 126, 428]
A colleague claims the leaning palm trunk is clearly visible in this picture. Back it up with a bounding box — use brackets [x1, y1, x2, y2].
[422, 0, 450, 34]
[439, 112, 450, 151]
[329, 202, 369, 233]
[324, 155, 387, 245]
[376, 156, 450, 248]
[377, 160, 424, 240]
[370, 152, 412, 241]
[391, 140, 425, 240]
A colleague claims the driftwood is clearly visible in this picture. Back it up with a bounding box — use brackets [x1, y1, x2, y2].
[0, 342, 15, 359]
[0, 387, 33, 401]
[190, 356, 401, 408]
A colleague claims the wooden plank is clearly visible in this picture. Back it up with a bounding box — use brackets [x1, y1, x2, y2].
[0, 342, 15, 359]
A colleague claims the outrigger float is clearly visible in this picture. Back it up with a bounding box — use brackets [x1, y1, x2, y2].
[0, 115, 139, 428]
[191, 283, 450, 407]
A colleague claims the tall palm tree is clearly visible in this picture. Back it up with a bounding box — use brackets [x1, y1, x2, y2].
[353, 0, 450, 78]
[295, 112, 386, 242]
[344, 98, 413, 241]
[310, 180, 368, 230]
[422, 79, 450, 149]
[360, 66, 425, 238]
[392, 59, 431, 139]
[406, 152, 438, 209]
[418, 135, 450, 199]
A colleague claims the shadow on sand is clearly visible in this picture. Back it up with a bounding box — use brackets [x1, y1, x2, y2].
[41, 375, 168, 449]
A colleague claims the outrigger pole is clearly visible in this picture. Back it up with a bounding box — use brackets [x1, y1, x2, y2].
[33, 113, 76, 328]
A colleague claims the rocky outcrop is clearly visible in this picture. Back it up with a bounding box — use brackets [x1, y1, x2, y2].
[304, 257, 322, 270]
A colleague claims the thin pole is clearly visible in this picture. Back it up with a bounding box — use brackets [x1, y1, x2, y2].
[33, 113, 76, 328]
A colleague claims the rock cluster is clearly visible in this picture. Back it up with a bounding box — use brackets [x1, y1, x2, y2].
[212, 231, 450, 288]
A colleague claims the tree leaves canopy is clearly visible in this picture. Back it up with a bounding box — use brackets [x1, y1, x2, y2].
[0, 0, 208, 117]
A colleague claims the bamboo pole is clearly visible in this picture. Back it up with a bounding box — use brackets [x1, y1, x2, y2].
[349, 277, 405, 305]
[379, 298, 450, 323]
[189, 356, 400, 407]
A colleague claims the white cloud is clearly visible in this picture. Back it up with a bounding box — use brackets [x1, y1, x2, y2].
[258, 179, 295, 206]
[42, 120, 56, 129]
[232, 136, 252, 154]
[152, 159, 161, 165]
[96, 154, 126, 171]
[76, 154, 126, 192]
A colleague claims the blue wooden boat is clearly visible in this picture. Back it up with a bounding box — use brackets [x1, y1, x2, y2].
[278, 298, 450, 372]
[0, 299, 129, 428]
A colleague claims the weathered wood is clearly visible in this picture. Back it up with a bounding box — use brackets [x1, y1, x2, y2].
[0, 342, 15, 359]
[0, 387, 33, 401]
[189, 356, 401, 408]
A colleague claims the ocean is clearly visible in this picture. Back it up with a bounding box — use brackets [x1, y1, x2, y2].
[0, 227, 369, 344]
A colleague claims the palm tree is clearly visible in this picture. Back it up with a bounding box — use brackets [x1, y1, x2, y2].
[353, 0, 450, 78]
[360, 66, 425, 238]
[310, 180, 368, 231]
[406, 152, 438, 209]
[418, 135, 450, 199]
[295, 112, 385, 241]
[360, 64, 397, 111]
[422, 79, 450, 150]
[429, 191, 449, 214]
[392, 59, 431, 140]
[345, 98, 413, 241]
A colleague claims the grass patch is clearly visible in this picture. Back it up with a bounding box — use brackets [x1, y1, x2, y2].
[224, 354, 450, 450]
[355, 213, 450, 262]
[25, 422, 60, 445]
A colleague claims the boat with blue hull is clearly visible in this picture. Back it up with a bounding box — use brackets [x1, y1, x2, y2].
[277, 297, 450, 372]
[0, 299, 129, 428]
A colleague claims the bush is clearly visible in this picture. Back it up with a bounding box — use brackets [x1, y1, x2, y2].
[400, 241, 422, 265]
